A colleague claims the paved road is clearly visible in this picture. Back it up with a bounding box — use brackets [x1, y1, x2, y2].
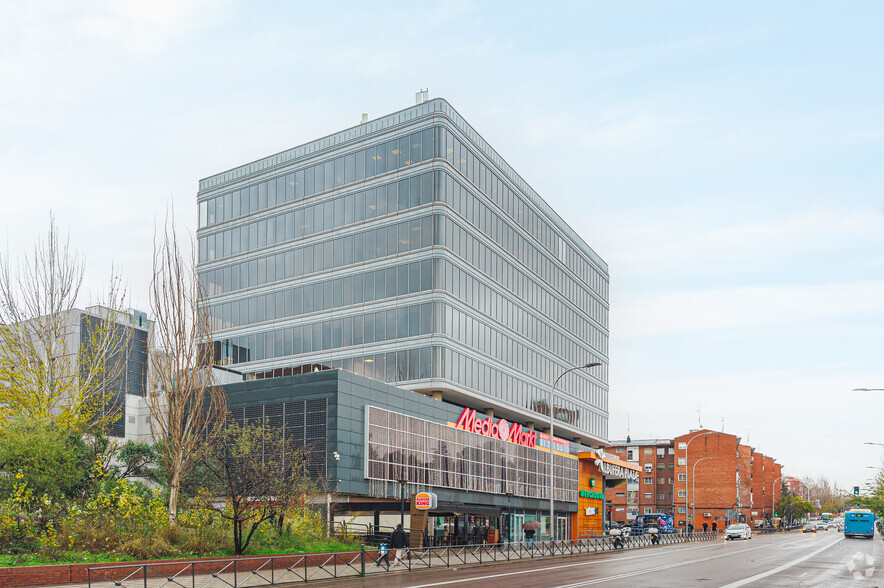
[321, 531, 884, 588]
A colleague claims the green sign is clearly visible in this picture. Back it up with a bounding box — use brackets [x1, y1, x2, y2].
[580, 490, 605, 500]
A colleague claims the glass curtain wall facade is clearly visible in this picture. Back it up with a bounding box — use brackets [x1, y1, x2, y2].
[196, 99, 610, 444]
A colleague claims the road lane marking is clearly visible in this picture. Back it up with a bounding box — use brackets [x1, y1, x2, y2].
[552, 536, 843, 588]
[553, 544, 781, 587]
[403, 542, 721, 588]
[407, 540, 788, 588]
[717, 536, 844, 588]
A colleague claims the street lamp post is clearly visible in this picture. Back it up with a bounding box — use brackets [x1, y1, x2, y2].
[684, 431, 716, 530]
[549, 362, 600, 542]
[771, 476, 782, 527]
[397, 479, 408, 528]
[691, 456, 714, 530]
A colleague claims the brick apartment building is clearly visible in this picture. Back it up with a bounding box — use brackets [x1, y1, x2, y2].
[783, 476, 806, 497]
[605, 430, 784, 530]
[674, 430, 782, 529]
[605, 439, 676, 525]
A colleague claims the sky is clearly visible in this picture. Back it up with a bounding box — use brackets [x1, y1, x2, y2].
[2, 1, 883, 491]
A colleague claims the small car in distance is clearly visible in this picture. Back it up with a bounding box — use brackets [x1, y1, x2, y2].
[816, 521, 828, 531]
[725, 523, 752, 540]
[803, 523, 817, 533]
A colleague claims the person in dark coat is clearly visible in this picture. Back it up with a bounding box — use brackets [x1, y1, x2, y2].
[702, 522, 708, 532]
[524, 528, 536, 548]
[712, 522, 717, 533]
[391, 523, 408, 566]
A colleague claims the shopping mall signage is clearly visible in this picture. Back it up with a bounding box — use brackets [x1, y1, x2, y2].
[593, 448, 640, 482]
[414, 492, 437, 510]
[454, 408, 537, 448]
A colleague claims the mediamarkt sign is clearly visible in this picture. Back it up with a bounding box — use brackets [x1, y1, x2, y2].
[454, 408, 537, 448]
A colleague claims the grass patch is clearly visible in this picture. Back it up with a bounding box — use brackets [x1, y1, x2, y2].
[0, 538, 363, 568]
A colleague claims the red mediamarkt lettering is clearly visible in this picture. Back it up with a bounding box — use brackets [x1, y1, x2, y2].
[454, 408, 536, 448]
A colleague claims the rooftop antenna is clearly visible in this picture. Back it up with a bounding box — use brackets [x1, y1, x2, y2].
[696, 402, 702, 429]
[626, 413, 631, 444]
[720, 418, 724, 432]
[415, 88, 429, 105]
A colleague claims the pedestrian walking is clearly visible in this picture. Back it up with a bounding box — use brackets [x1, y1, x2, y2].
[376, 542, 390, 569]
[712, 522, 717, 533]
[524, 528, 535, 547]
[702, 522, 708, 532]
[391, 523, 408, 567]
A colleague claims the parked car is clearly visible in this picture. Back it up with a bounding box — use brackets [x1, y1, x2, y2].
[725, 523, 752, 540]
[803, 523, 817, 533]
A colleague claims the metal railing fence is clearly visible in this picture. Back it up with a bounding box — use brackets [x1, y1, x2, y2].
[87, 532, 718, 587]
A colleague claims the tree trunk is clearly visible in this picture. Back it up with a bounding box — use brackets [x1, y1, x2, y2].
[168, 468, 181, 525]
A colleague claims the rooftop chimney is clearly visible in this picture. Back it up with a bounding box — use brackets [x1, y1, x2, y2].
[361, 113, 368, 124]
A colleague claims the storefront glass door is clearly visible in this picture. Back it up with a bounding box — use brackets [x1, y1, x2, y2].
[512, 514, 525, 542]
[556, 515, 569, 541]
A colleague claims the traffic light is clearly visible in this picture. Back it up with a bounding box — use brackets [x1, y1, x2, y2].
[854, 486, 860, 495]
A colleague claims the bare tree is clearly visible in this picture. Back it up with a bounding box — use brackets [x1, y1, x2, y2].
[0, 214, 130, 432]
[197, 419, 317, 555]
[147, 211, 226, 524]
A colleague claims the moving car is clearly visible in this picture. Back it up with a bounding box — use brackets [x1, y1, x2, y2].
[815, 521, 828, 531]
[725, 523, 752, 540]
[802, 523, 817, 533]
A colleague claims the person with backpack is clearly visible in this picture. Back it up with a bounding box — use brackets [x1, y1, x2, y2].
[391, 523, 408, 567]
[376, 542, 390, 570]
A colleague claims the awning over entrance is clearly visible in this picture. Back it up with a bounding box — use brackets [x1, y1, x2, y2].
[578, 449, 641, 482]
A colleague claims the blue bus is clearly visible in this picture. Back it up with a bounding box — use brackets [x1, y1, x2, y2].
[843, 508, 876, 539]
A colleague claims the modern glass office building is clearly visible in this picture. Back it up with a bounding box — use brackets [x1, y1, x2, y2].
[196, 97, 610, 446]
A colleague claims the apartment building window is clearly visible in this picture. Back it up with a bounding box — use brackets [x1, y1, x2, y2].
[678, 473, 687, 482]
[678, 442, 687, 449]
[668, 463, 674, 470]
[669, 478, 674, 484]
[678, 490, 686, 498]
[643, 477, 653, 485]
[657, 493, 665, 500]
[678, 458, 686, 466]
[644, 463, 653, 473]
[627, 449, 636, 460]
[644, 448, 653, 455]
[678, 507, 685, 514]
[615, 493, 625, 497]
[657, 463, 664, 470]
[616, 507, 625, 512]
[644, 493, 652, 500]
[658, 477, 666, 484]
[644, 507, 653, 514]
[669, 448, 675, 454]
[657, 448, 665, 457]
